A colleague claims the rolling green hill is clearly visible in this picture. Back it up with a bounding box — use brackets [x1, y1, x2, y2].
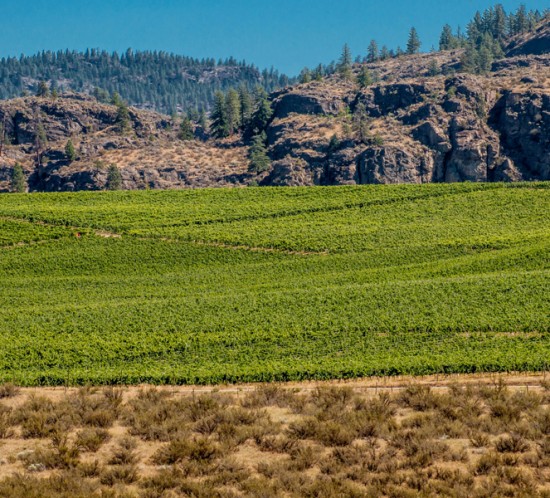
[0, 183, 548, 385]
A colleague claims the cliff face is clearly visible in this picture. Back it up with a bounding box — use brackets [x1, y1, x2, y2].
[261, 54, 550, 187]
[0, 29, 549, 192]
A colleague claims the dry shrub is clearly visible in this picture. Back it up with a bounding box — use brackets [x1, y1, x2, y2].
[14, 395, 75, 438]
[152, 437, 220, 465]
[311, 386, 355, 414]
[256, 434, 297, 454]
[100, 464, 139, 485]
[495, 433, 530, 453]
[0, 405, 14, 439]
[287, 443, 321, 471]
[75, 427, 111, 452]
[19, 432, 80, 470]
[0, 471, 100, 498]
[474, 451, 501, 475]
[108, 436, 138, 465]
[241, 384, 293, 408]
[399, 385, 439, 411]
[0, 383, 19, 399]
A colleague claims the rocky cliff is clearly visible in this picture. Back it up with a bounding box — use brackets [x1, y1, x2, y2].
[1, 25, 549, 191]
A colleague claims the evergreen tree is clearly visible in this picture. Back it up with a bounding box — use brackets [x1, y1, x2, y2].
[338, 44, 353, 80]
[198, 109, 208, 131]
[248, 132, 270, 173]
[439, 24, 456, 50]
[428, 60, 441, 76]
[11, 163, 26, 193]
[36, 81, 49, 98]
[313, 64, 324, 81]
[249, 89, 273, 135]
[367, 40, 379, 62]
[238, 86, 253, 130]
[327, 134, 340, 156]
[225, 88, 241, 135]
[210, 91, 228, 138]
[461, 43, 479, 73]
[106, 164, 122, 190]
[406, 27, 421, 54]
[178, 117, 194, 140]
[357, 66, 373, 88]
[115, 101, 131, 134]
[65, 139, 76, 162]
[380, 46, 390, 60]
[352, 102, 370, 143]
[299, 68, 312, 84]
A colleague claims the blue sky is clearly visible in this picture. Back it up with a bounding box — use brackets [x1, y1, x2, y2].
[1, 1, 547, 75]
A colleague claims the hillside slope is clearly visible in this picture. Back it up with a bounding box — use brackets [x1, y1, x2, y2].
[0, 23, 549, 191]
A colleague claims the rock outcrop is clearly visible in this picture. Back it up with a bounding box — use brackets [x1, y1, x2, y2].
[1, 25, 549, 191]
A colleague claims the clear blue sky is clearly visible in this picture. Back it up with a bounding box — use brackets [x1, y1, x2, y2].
[1, 0, 547, 75]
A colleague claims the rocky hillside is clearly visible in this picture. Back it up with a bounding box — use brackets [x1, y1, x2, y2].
[0, 23, 549, 192]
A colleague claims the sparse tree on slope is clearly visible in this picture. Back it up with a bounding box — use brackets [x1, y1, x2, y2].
[407, 27, 421, 54]
[367, 40, 379, 62]
[248, 132, 271, 173]
[210, 91, 228, 138]
[65, 139, 76, 162]
[338, 44, 353, 80]
[225, 88, 241, 135]
[178, 117, 194, 141]
[106, 164, 122, 190]
[11, 163, 26, 193]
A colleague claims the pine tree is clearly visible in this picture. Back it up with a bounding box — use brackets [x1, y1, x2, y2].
[198, 110, 208, 131]
[380, 46, 390, 60]
[352, 102, 370, 144]
[238, 86, 253, 130]
[115, 101, 131, 134]
[407, 27, 421, 54]
[248, 132, 271, 173]
[428, 60, 441, 76]
[461, 43, 479, 73]
[11, 163, 26, 193]
[313, 64, 324, 81]
[299, 68, 312, 84]
[225, 89, 241, 135]
[249, 89, 273, 135]
[178, 117, 194, 140]
[65, 139, 76, 162]
[36, 81, 49, 98]
[106, 164, 122, 190]
[367, 40, 379, 62]
[357, 66, 373, 89]
[210, 91, 228, 138]
[439, 24, 456, 50]
[338, 44, 353, 80]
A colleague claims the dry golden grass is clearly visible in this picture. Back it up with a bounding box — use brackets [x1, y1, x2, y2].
[0, 375, 549, 496]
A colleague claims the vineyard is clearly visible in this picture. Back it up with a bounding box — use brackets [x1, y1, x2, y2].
[0, 183, 548, 385]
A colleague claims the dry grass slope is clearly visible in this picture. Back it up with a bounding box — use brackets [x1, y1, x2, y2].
[0, 376, 549, 497]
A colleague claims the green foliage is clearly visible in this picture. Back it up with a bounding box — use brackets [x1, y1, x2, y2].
[36, 81, 49, 98]
[178, 117, 194, 141]
[210, 91, 228, 138]
[224, 89, 241, 135]
[248, 132, 270, 173]
[407, 27, 421, 55]
[338, 44, 353, 81]
[367, 40, 379, 63]
[0, 184, 547, 385]
[106, 164, 122, 190]
[299, 68, 312, 84]
[357, 66, 373, 89]
[249, 88, 273, 135]
[65, 140, 76, 162]
[10, 163, 26, 193]
[115, 99, 131, 134]
[0, 50, 293, 113]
